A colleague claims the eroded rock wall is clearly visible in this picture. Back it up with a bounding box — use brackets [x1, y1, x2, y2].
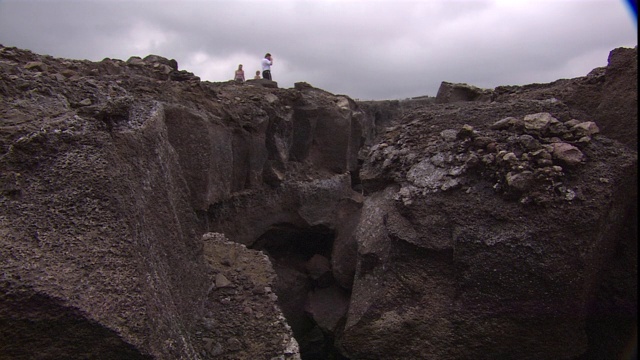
[342, 46, 637, 359]
[0, 45, 365, 359]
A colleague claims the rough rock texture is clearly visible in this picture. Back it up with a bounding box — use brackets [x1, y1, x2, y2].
[0, 45, 303, 360]
[0, 43, 637, 360]
[491, 46, 638, 152]
[435, 81, 493, 103]
[341, 112, 636, 359]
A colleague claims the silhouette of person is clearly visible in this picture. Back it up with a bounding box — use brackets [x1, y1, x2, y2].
[261, 53, 273, 80]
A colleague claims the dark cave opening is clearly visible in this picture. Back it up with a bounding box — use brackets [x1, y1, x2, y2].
[251, 223, 351, 360]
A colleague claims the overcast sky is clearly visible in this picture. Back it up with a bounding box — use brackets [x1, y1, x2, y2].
[0, 0, 637, 100]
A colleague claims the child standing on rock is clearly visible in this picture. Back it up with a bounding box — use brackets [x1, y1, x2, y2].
[234, 64, 245, 83]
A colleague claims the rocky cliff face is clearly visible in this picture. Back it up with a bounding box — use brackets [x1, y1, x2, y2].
[0, 44, 636, 360]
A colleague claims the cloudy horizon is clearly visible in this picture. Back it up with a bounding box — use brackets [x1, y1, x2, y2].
[0, 0, 637, 100]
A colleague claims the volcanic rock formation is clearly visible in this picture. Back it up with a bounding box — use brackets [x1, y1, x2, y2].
[0, 44, 637, 359]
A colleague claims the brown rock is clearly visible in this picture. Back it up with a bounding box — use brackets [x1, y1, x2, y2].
[552, 142, 585, 166]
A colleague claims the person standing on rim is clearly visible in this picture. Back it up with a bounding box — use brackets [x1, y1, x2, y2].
[261, 53, 273, 80]
[234, 64, 245, 83]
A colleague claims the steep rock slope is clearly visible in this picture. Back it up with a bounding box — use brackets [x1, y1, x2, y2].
[0, 46, 333, 359]
[344, 46, 637, 360]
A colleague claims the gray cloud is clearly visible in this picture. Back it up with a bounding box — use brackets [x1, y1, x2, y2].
[1, 0, 636, 100]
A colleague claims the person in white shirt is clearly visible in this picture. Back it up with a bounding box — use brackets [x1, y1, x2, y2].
[261, 53, 273, 80]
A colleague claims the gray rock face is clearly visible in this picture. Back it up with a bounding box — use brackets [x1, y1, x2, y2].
[0, 45, 313, 360]
[340, 47, 637, 360]
[435, 81, 493, 103]
[0, 44, 636, 360]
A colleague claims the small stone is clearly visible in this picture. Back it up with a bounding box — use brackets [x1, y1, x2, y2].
[227, 337, 242, 352]
[506, 171, 534, 192]
[490, 117, 516, 130]
[564, 188, 576, 201]
[204, 339, 223, 356]
[215, 273, 233, 288]
[502, 152, 518, 162]
[523, 112, 558, 132]
[52, 73, 65, 82]
[25, 61, 47, 72]
[564, 119, 581, 127]
[571, 121, 600, 137]
[481, 154, 495, 165]
[456, 124, 475, 139]
[440, 129, 458, 142]
[518, 134, 540, 150]
[537, 159, 553, 166]
[552, 142, 584, 166]
[473, 136, 493, 148]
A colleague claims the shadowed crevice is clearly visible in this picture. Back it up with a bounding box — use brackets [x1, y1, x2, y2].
[251, 223, 351, 360]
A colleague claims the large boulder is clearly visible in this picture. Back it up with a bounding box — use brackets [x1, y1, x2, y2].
[435, 81, 493, 103]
